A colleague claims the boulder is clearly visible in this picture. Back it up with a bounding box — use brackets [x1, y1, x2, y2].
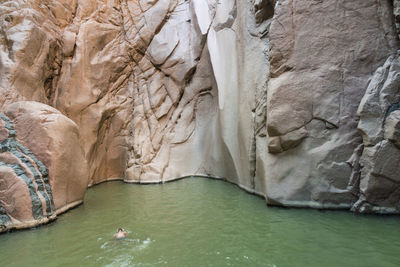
[0, 101, 88, 231]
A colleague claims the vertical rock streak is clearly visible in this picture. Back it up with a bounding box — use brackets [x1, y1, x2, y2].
[0, 113, 55, 222]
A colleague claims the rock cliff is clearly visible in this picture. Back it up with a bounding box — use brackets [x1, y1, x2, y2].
[1, 0, 400, 230]
[265, 0, 399, 209]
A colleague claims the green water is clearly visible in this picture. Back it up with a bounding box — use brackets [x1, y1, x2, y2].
[1, 178, 400, 267]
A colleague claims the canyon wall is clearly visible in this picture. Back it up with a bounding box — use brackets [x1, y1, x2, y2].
[1, 0, 400, 230]
[265, 0, 399, 210]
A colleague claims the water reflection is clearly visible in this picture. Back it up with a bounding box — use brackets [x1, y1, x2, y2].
[0, 178, 399, 267]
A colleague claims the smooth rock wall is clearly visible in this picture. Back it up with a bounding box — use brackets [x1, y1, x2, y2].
[1, 0, 400, 217]
[205, 0, 272, 195]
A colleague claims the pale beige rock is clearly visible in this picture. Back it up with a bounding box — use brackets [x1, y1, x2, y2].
[147, 27, 179, 66]
[192, 0, 213, 35]
[207, 27, 237, 110]
[61, 30, 76, 57]
[0, 0, 236, 194]
[0, 0, 76, 107]
[214, 0, 235, 30]
[1, 0, 400, 220]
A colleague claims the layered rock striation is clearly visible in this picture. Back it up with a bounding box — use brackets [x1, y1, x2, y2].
[1, 0, 400, 231]
[0, 101, 88, 232]
[0, 111, 56, 230]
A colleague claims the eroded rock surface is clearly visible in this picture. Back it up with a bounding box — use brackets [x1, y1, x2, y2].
[353, 56, 400, 214]
[0, 112, 55, 231]
[0, 0, 399, 218]
[0, 0, 218, 186]
[264, 0, 399, 209]
[0, 101, 88, 231]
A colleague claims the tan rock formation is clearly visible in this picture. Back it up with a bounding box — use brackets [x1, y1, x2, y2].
[0, 0, 76, 106]
[0, 101, 88, 232]
[0, 0, 400, 225]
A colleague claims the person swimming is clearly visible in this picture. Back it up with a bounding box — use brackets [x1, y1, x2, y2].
[114, 228, 127, 239]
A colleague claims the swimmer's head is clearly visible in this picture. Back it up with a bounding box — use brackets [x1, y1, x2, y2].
[118, 228, 123, 232]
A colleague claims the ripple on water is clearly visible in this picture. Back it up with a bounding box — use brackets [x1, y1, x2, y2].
[0, 179, 399, 267]
[96, 234, 153, 266]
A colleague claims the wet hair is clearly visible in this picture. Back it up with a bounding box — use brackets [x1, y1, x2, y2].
[118, 228, 123, 232]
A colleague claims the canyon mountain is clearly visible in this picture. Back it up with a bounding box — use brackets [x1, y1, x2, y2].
[1, 0, 400, 231]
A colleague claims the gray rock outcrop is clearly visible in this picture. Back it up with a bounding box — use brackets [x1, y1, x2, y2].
[264, 0, 398, 209]
[353, 56, 400, 214]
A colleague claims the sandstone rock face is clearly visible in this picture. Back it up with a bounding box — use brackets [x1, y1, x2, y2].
[0, 0, 76, 106]
[0, 101, 88, 231]
[51, 0, 225, 185]
[0, 0, 399, 217]
[0, 0, 216, 186]
[0, 0, 268, 196]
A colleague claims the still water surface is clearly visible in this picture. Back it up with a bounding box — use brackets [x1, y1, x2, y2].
[1, 178, 400, 266]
